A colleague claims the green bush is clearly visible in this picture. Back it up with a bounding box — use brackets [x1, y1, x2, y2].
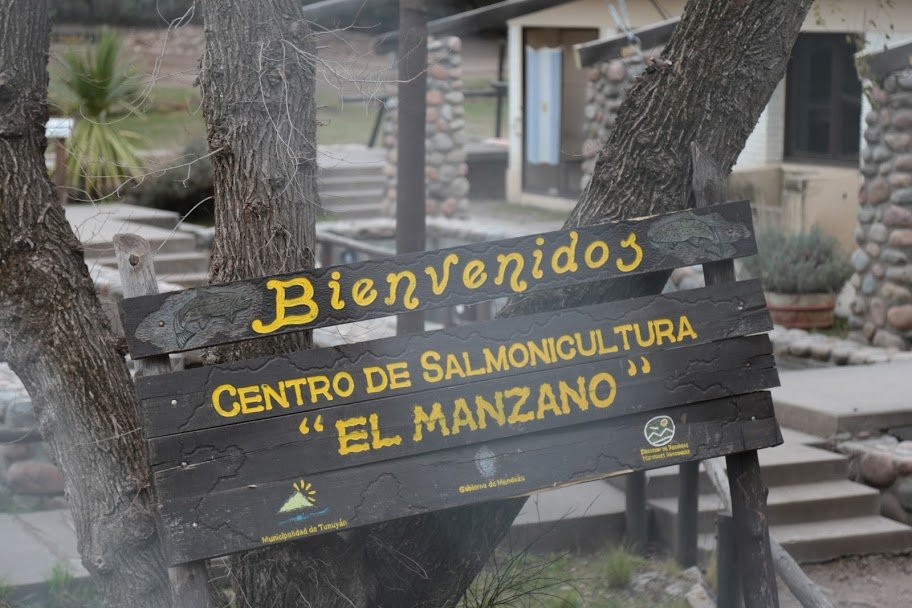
[135, 139, 214, 222]
[52, 31, 144, 198]
[740, 226, 853, 294]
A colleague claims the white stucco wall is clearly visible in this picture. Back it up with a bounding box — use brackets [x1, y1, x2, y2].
[506, 0, 912, 203]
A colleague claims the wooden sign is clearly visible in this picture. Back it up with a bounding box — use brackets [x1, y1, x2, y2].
[117, 200, 784, 570]
[122, 200, 758, 358]
[137, 279, 770, 438]
[159, 392, 779, 564]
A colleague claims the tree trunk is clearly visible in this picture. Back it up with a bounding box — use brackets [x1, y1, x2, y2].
[0, 2, 171, 607]
[194, 1, 331, 605]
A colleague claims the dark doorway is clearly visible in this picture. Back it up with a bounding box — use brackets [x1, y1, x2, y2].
[785, 33, 862, 163]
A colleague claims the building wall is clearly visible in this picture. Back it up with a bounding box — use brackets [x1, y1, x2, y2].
[506, 0, 912, 220]
[849, 66, 912, 349]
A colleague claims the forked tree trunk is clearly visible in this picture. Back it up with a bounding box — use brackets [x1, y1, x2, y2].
[0, 2, 171, 607]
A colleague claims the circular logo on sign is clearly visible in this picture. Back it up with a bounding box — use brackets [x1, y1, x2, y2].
[474, 446, 498, 478]
[644, 415, 676, 447]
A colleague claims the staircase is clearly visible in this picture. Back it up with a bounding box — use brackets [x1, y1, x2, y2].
[610, 430, 912, 563]
[66, 203, 212, 289]
[318, 161, 386, 220]
[91, 249, 210, 288]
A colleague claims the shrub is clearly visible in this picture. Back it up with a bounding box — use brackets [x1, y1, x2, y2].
[52, 31, 144, 198]
[740, 226, 853, 294]
[135, 139, 214, 222]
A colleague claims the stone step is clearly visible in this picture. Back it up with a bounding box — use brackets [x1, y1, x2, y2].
[608, 443, 848, 499]
[319, 174, 386, 193]
[509, 480, 626, 553]
[699, 516, 912, 564]
[318, 201, 386, 221]
[318, 163, 385, 181]
[154, 270, 210, 288]
[91, 251, 210, 275]
[320, 188, 385, 207]
[651, 480, 881, 541]
[773, 362, 912, 437]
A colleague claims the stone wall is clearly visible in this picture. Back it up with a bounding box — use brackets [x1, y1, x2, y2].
[381, 36, 469, 218]
[580, 53, 647, 192]
[850, 68, 912, 349]
[0, 365, 66, 509]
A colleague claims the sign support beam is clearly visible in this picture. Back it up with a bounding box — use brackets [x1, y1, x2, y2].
[114, 234, 212, 608]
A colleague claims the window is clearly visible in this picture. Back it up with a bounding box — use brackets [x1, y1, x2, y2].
[785, 33, 862, 163]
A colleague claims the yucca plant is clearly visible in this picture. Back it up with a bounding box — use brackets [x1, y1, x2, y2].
[52, 31, 144, 199]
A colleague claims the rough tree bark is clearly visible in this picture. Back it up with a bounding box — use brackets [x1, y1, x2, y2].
[0, 2, 171, 607]
[194, 1, 329, 606]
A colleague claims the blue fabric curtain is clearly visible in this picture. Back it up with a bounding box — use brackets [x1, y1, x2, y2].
[525, 46, 562, 166]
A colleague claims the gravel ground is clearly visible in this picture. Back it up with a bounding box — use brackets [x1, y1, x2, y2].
[778, 553, 912, 608]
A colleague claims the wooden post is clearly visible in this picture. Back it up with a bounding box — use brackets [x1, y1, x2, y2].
[716, 510, 742, 608]
[494, 41, 506, 138]
[396, 0, 427, 336]
[690, 142, 778, 608]
[113, 234, 212, 608]
[676, 460, 699, 567]
[320, 240, 333, 268]
[625, 470, 648, 553]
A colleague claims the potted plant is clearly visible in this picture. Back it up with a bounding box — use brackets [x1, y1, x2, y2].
[741, 226, 853, 329]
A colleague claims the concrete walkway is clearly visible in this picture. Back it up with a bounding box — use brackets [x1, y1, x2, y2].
[773, 361, 912, 436]
[0, 510, 86, 601]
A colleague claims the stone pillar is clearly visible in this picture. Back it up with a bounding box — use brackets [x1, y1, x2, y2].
[580, 53, 647, 192]
[851, 68, 912, 349]
[382, 36, 469, 218]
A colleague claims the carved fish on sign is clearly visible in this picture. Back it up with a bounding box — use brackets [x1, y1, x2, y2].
[135, 285, 261, 350]
[647, 212, 750, 264]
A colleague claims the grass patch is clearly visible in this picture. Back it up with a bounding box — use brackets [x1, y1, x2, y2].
[602, 546, 646, 589]
[116, 78, 506, 153]
[461, 545, 702, 608]
[119, 110, 206, 152]
[45, 562, 100, 608]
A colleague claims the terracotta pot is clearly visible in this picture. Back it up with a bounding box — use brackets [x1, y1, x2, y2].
[765, 292, 836, 329]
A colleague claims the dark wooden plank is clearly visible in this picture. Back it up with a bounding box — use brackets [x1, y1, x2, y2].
[676, 141, 734, 567]
[122, 201, 758, 358]
[138, 279, 771, 438]
[113, 233, 212, 608]
[858, 41, 912, 83]
[151, 335, 778, 504]
[693, 143, 779, 607]
[574, 17, 679, 67]
[717, 510, 743, 608]
[374, 0, 566, 54]
[156, 392, 782, 565]
[626, 471, 648, 553]
[728, 450, 779, 607]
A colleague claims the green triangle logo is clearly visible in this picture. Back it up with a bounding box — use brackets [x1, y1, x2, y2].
[279, 491, 314, 513]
